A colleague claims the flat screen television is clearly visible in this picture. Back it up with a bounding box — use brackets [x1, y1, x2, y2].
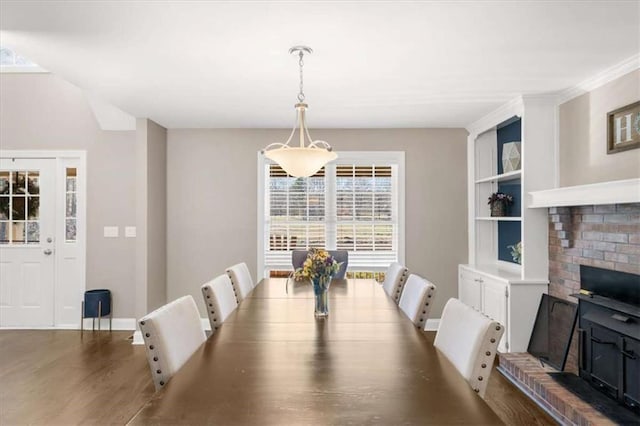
[527, 294, 578, 371]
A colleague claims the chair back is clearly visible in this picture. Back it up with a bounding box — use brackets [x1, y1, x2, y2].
[291, 249, 349, 280]
[434, 298, 504, 398]
[139, 295, 207, 391]
[382, 262, 409, 303]
[398, 274, 437, 328]
[226, 262, 254, 302]
[201, 274, 238, 332]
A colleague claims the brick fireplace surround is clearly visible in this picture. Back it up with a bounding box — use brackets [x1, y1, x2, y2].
[500, 203, 640, 425]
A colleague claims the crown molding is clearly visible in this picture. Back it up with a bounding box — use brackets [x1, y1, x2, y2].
[465, 96, 524, 137]
[556, 53, 640, 105]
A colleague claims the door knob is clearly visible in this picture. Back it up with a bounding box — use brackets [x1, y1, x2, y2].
[43, 249, 53, 255]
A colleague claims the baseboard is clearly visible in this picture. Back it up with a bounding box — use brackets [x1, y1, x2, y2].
[0, 318, 137, 331]
[425, 318, 440, 331]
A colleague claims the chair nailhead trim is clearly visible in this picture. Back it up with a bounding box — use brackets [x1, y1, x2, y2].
[140, 321, 145, 325]
[485, 351, 491, 356]
[145, 333, 150, 337]
[159, 381, 165, 386]
[149, 345, 154, 350]
[206, 295, 210, 299]
[156, 369, 161, 374]
[490, 338, 496, 343]
[478, 376, 483, 381]
[153, 357, 158, 361]
[495, 326, 500, 331]
[481, 363, 487, 368]
[474, 388, 479, 393]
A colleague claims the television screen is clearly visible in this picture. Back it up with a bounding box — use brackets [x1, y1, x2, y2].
[527, 294, 578, 371]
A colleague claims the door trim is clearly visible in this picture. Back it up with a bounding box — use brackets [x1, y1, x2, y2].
[0, 150, 86, 328]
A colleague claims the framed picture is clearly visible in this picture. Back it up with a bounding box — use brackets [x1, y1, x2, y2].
[607, 100, 640, 154]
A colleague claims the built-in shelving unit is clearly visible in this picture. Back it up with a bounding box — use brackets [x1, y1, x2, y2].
[459, 95, 556, 352]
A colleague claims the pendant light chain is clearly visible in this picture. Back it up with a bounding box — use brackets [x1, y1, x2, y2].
[297, 51, 305, 103]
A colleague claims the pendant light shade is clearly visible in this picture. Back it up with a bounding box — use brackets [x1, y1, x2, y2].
[262, 46, 337, 177]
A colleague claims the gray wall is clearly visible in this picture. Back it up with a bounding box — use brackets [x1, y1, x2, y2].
[0, 73, 137, 317]
[167, 128, 468, 318]
[135, 118, 167, 318]
[559, 69, 640, 186]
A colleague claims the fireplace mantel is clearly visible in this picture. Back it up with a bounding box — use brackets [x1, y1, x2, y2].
[528, 178, 640, 208]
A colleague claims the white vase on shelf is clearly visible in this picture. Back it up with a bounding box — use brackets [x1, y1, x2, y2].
[502, 142, 521, 172]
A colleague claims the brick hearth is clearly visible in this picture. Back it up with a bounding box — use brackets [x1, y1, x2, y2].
[499, 353, 617, 426]
[498, 203, 640, 425]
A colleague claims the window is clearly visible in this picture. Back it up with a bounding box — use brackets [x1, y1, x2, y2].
[259, 152, 404, 277]
[0, 170, 40, 244]
[0, 46, 46, 73]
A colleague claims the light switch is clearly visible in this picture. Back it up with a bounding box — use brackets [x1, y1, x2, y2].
[104, 226, 119, 238]
[125, 226, 136, 238]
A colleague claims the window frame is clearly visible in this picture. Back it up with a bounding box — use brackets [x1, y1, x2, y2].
[257, 151, 405, 278]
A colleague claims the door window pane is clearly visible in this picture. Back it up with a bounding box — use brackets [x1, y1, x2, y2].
[65, 168, 77, 242]
[11, 171, 26, 194]
[27, 196, 39, 219]
[11, 222, 25, 243]
[26, 221, 39, 243]
[27, 171, 39, 194]
[0, 172, 9, 194]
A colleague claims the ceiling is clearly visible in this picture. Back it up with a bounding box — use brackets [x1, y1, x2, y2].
[1, 1, 639, 129]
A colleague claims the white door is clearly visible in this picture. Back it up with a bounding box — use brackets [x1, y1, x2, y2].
[0, 159, 56, 326]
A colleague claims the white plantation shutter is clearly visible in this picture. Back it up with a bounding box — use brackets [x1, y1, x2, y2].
[333, 165, 397, 269]
[264, 165, 326, 270]
[261, 152, 403, 274]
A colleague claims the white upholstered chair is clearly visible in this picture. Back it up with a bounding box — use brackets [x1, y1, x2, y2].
[139, 295, 207, 391]
[434, 298, 505, 398]
[226, 262, 254, 302]
[381, 262, 409, 304]
[398, 274, 437, 328]
[201, 274, 238, 332]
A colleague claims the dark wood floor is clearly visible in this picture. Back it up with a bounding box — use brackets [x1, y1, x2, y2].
[0, 330, 556, 425]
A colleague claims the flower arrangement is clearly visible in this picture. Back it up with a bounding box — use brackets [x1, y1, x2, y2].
[487, 192, 514, 206]
[508, 241, 522, 264]
[294, 248, 341, 281]
[488, 192, 514, 217]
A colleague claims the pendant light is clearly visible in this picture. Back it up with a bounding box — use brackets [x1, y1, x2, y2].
[262, 46, 337, 177]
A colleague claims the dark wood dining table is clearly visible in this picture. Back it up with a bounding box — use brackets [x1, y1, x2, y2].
[128, 278, 503, 425]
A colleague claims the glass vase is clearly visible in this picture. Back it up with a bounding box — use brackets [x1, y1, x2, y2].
[312, 275, 331, 317]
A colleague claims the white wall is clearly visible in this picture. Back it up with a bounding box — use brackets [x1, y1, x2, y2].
[0, 73, 137, 317]
[559, 69, 640, 186]
[167, 128, 469, 318]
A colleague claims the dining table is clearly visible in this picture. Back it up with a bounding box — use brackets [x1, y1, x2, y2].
[127, 278, 503, 425]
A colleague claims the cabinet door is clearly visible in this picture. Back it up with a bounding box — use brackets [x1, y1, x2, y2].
[482, 279, 508, 351]
[459, 270, 482, 311]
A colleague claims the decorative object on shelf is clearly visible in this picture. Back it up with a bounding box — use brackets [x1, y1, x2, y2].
[262, 46, 337, 177]
[293, 248, 342, 317]
[488, 192, 514, 217]
[607, 100, 640, 154]
[508, 241, 522, 264]
[502, 141, 521, 172]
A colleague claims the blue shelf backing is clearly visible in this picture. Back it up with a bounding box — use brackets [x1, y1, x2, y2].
[496, 117, 521, 175]
[498, 221, 521, 263]
[498, 179, 521, 217]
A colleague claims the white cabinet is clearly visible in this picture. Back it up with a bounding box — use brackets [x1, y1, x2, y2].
[466, 95, 556, 282]
[459, 267, 482, 311]
[459, 264, 547, 353]
[460, 96, 554, 352]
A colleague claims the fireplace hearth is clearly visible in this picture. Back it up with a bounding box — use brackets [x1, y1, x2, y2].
[576, 265, 640, 414]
